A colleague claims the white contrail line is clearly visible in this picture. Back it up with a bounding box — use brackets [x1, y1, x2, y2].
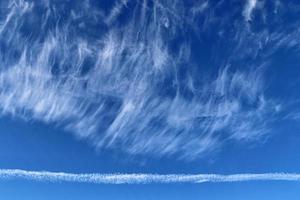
[1, 169, 300, 184]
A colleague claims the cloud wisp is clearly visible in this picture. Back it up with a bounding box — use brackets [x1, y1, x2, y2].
[0, 0, 299, 160]
[243, 0, 257, 21]
[1, 169, 300, 184]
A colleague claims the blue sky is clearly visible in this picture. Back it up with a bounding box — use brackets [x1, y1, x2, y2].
[1, 0, 300, 199]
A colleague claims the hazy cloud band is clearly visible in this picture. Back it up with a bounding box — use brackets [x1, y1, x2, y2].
[1, 169, 300, 184]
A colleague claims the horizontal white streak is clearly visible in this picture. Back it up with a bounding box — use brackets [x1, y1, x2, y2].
[1, 169, 300, 184]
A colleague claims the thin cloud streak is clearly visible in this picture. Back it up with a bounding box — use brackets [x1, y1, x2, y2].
[243, 0, 257, 21]
[1, 169, 300, 184]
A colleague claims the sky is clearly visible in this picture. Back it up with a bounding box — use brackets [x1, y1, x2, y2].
[1, 0, 300, 199]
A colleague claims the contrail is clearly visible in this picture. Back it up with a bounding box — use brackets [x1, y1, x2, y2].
[1, 169, 300, 184]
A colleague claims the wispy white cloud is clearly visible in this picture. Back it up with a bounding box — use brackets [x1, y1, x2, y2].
[190, 1, 209, 15]
[243, 0, 257, 21]
[105, 0, 129, 25]
[1, 169, 300, 184]
[0, 0, 297, 160]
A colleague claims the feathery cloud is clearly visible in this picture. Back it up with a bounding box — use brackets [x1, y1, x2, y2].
[243, 0, 257, 21]
[0, 0, 298, 160]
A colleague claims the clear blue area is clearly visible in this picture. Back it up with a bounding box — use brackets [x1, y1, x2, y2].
[1, 180, 300, 200]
